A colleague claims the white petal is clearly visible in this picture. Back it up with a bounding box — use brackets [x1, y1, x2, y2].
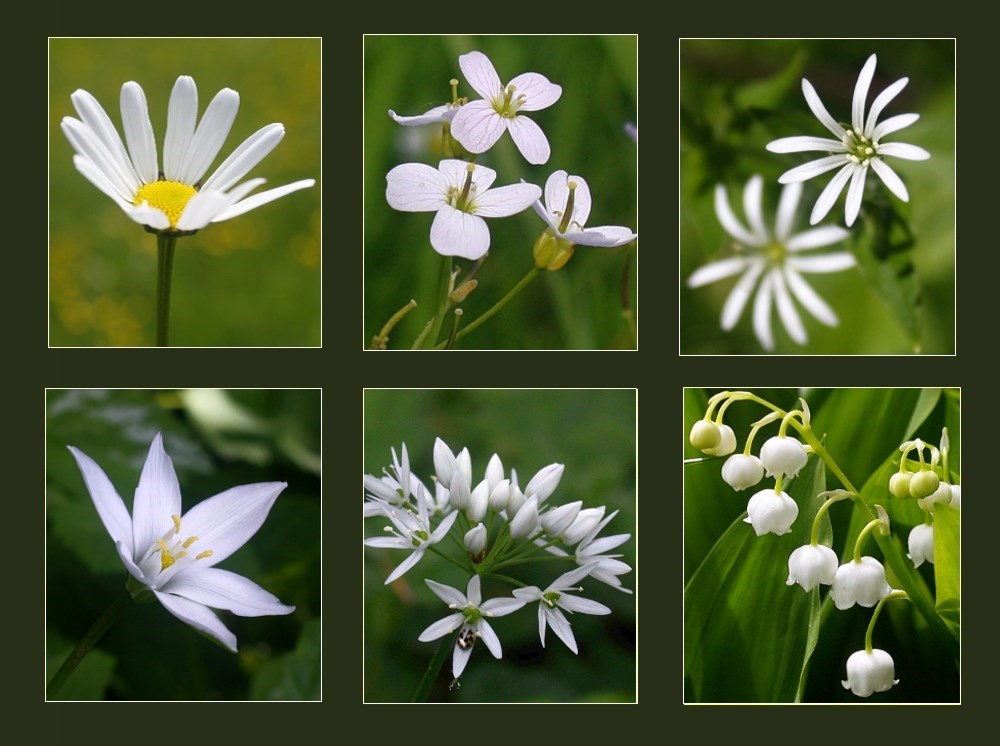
[774, 181, 802, 241]
[562, 226, 636, 247]
[71, 155, 134, 210]
[154, 591, 237, 652]
[176, 481, 288, 566]
[473, 183, 541, 218]
[721, 260, 765, 330]
[418, 613, 464, 641]
[743, 175, 767, 239]
[212, 179, 315, 223]
[802, 78, 846, 139]
[752, 270, 775, 351]
[557, 595, 611, 615]
[561, 172, 592, 227]
[872, 113, 919, 142]
[766, 136, 846, 153]
[178, 87, 240, 185]
[784, 266, 838, 325]
[385, 162, 448, 212]
[772, 269, 807, 345]
[131, 433, 182, 559]
[785, 226, 850, 251]
[163, 567, 293, 617]
[62, 117, 137, 203]
[424, 579, 467, 608]
[175, 190, 232, 231]
[507, 115, 550, 165]
[870, 158, 910, 202]
[383, 549, 425, 584]
[452, 640, 473, 677]
[810, 164, 855, 225]
[844, 165, 868, 227]
[200, 123, 285, 193]
[363, 536, 405, 548]
[878, 142, 931, 161]
[478, 619, 503, 658]
[512, 586, 543, 602]
[71, 89, 139, 191]
[788, 252, 857, 273]
[537, 604, 548, 647]
[714, 184, 761, 246]
[163, 75, 198, 182]
[687, 256, 748, 287]
[545, 607, 578, 654]
[466, 575, 482, 606]
[388, 105, 454, 126]
[450, 100, 506, 154]
[864, 77, 908, 137]
[779, 155, 848, 184]
[480, 597, 528, 617]
[120, 82, 158, 184]
[582, 533, 630, 555]
[126, 202, 171, 230]
[852, 54, 877, 134]
[508, 72, 562, 111]
[459, 51, 503, 99]
[430, 205, 490, 259]
[66, 445, 135, 558]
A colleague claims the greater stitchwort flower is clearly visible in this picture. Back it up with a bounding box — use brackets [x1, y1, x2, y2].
[766, 54, 930, 227]
[687, 175, 856, 351]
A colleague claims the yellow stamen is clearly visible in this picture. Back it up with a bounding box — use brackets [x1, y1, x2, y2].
[171, 515, 182, 534]
[156, 539, 176, 570]
[195, 550, 214, 560]
[182, 536, 199, 549]
[133, 181, 197, 228]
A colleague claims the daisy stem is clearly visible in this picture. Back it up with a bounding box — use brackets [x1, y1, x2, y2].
[156, 233, 178, 347]
[435, 267, 541, 349]
[412, 633, 455, 702]
[47, 591, 132, 699]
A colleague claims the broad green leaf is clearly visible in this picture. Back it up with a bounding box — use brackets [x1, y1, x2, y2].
[905, 388, 942, 439]
[933, 503, 960, 633]
[685, 458, 826, 702]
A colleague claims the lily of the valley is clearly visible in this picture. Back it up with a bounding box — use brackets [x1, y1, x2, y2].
[842, 648, 899, 697]
[386, 159, 541, 260]
[744, 488, 799, 536]
[766, 54, 930, 227]
[830, 556, 892, 609]
[68, 433, 294, 652]
[512, 565, 611, 654]
[786, 543, 838, 591]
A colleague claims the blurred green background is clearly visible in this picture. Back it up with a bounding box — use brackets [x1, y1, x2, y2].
[364, 389, 636, 701]
[46, 389, 321, 700]
[364, 36, 637, 349]
[50, 38, 321, 347]
[681, 40, 954, 354]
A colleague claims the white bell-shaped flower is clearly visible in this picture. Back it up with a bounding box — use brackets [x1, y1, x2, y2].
[721, 454, 765, 491]
[916, 482, 952, 512]
[949, 485, 961, 510]
[689, 420, 721, 451]
[760, 435, 808, 478]
[842, 648, 899, 697]
[830, 556, 892, 609]
[744, 488, 799, 536]
[907, 524, 934, 567]
[703, 424, 736, 456]
[786, 543, 838, 591]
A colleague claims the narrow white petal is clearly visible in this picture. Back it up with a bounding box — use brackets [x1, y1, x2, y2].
[508, 72, 562, 111]
[788, 252, 857, 273]
[450, 100, 506, 154]
[852, 55, 877, 134]
[582, 533, 630, 554]
[772, 269, 807, 344]
[71, 89, 139, 190]
[388, 105, 454, 126]
[714, 184, 762, 246]
[131, 433, 182, 559]
[766, 136, 846, 153]
[557, 595, 611, 615]
[721, 260, 765, 330]
[126, 202, 171, 230]
[466, 575, 482, 606]
[743, 175, 767, 239]
[200, 123, 285, 193]
[430, 205, 490, 260]
[507, 115, 550, 164]
[424, 579, 467, 608]
[62, 117, 137, 202]
[178, 88, 240, 185]
[67, 445, 135, 558]
[872, 113, 919, 142]
[844, 165, 868, 226]
[120, 82, 158, 183]
[71, 155, 134, 209]
[512, 586, 544, 602]
[810, 164, 855, 225]
[473, 183, 541, 218]
[478, 619, 503, 658]
[386, 163, 448, 212]
[459, 51, 503, 100]
[802, 78, 847, 138]
[784, 266, 838, 325]
[175, 190, 231, 231]
[163, 567, 293, 617]
[864, 77, 908, 137]
[774, 181, 802, 241]
[537, 604, 548, 647]
[785, 226, 850, 251]
[878, 142, 931, 161]
[687, 256, 748, 287]
[418, 613, 464, 641]
[779, 155, 848, 184]
[211, 179, 315, 223]
[480, 597, 527, 617]
[154, 591, 237, 652]
[363, 536, 406, 548]
[452, 640, 473, 677]
[545, 607, 578, 653]
[383, 549, 424, 584]
[163, 75, 198, 182]
[870, 158, 910, 201]
[752, 271, 775, 351]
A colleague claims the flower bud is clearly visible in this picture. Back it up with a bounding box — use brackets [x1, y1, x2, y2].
[562, 506, 607, 545]
[449, 279, 479, 303]
[689, 420, 721, 451]
[541, 501, 583, 537]
[488, 479, 511, 511]
[916, 481, 952, 511]
[786, 544, 838, 591]
[467, 480, 489, 522]
[524, 463, 564, 503]
[888, 471, 912, 499]
[465, 523, 487, 558]
[907, 523, 934, 567]
[506, 484, 526, 517]
[744, 488, 799, 536]
[721, 454, 764, 491]
[456, 447, 473, 489]
[533, 228, 575, 271]
[448, 475, 471, 510]
[830, 557, 891, 609]
[760, 436, 808, 478]
[485, 453, 504, 492]
[433, 437, 457, 489]
[704, 424, 737, 456]
[364, 474, 403, 504]
[908, 470, 939, 499]
[509, 496, 540, 538]
[842, 649, 898, 697]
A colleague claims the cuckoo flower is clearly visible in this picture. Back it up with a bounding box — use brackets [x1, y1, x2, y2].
[512, 565, 611, 654]
[68, 433, 294, 652]
[450, 51, 562, 164]
[766, 54, 930, 227]
[531, 170, 637, 250]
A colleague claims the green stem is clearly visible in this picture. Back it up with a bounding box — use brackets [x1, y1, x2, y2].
[426, 544, 470, 573]
[436, 267, 540, 348]
[494, 555, 577, 569]
[47, 591, 132, 699]
[865, 590, 909, 653]
[483, 572, 527, 587]
[809, 491, 851, 546]
[156, 233, 178, 347]
[412, 633, 455, 702]
[423, 255, 454, 349]
[852, 518, 881, 562]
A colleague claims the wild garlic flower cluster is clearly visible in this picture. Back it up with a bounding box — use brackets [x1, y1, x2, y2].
[689, 390, 959, 698]
[364, 439, 632, 680]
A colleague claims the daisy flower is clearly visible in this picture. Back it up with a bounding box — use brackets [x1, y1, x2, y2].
[61, 75, 315, 234]
[686, 174, 857, 351]
[766, 54, 930, 227]
[450, 51, 562, 165]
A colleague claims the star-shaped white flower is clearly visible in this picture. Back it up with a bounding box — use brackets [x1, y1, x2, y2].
[450, 51, 562, 165]
[687, 175, 857, 351]
[386, 159, 541, 260]
[512, 565, 611, 654]
[68, 433, 294, 652]
[531, 170, 637, 248]
[417, 575, 526, 678]
[766, 53, 930, 227]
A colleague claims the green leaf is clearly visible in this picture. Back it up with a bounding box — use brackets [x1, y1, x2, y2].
[685, 457, 826, 702]
[248, 619, 320, 700]
[933, 503, 960, 633]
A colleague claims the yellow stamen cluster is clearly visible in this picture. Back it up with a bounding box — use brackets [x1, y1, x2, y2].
[153, 514, 212, 571]
[133, 180, 197, 228]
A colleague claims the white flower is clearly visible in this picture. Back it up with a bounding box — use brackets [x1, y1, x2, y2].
[687, 175, 856, 351]
[907, 523, 934, 567]
[512, 565, 611, 654]
[744, 488, 799, 536]
[433, 437, 459, 489]
[540, 500, 583, 537]
[916, 480, 951, 511]
[721, 453, 765, 491]
[703, 424, 736, 457]
[450, 51, 562, 164]
[61, 75, 314, 234]
[949, 484, 961, 510]
[689, 420, 722, 451]
[524, 462, 565, 503]
[67, 432, 294, 652]
[418, 575, 526, 678]
[766, 53, 930, 227]
[531, 171, 637, 247]
[558, 509, 633, 594]
[842, 648, 899, 697]
[465, 523, 487, 556]
[830, 556, 892, 609]
[786, 544, 839, 591]
[760, 435, 808, 479]
[466, 480, 490, 522]
[509, 496, 540, 539]
[385, 159, 541, 260]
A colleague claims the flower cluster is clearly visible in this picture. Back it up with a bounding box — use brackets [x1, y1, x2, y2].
[365, 439, 632, 681]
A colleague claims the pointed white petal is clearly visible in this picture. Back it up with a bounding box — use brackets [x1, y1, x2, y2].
[507, 115, 550, 164]
[714, 183, 761, 245]
[418, 613, 464, 641]
[200, 123, 285, 193]
[154, 591, 237, 651]
[480, 596, 527, 617]
[864, 77, 908, 137]
[557, 595, 611, 615]
[784, 266, 838, 325]
[512, 586, 543, 601]
[810, 164, 855, 225]
[870, 158, 910, 201]
[878, 142, 931, 161]
[545, 607, 578, 653]
[120, 82, 158, 184]
[478, 619, 503, 658]
[424, 579, 467, 608]
[452, 639, 473, 677]
[872, 113, 919, 142]
[779, 155, 848, 184]
[802, 78, 847, 138]
[766, 136, 846, 153]
[473, 183, 541, 218]
[551, 564, 596, 589]
[743, 175, 767, 239]
[774, 181, 802, 241]
[459, 51, 503, 99]
[852, 54, 877, 134]
[363, 536, 405, 548]
[131, 433, 182, 559]
[67, 445, 135, 558]
[687, 257, 747, 287]
[787, 252, 857, 273]
[844, 165, 868, 226]
[178, 87, 240, 185]
[450, 100, 506, 154]
[752, 270, 775, 351]
[508, 72, 562, 111]
[772, 269, 807, 344]
[211, 179, 315, 223]
[583, 533, 631, 555]
[721, 260, 764, 330]
[785, 226, 850, 251]
[163, 567, 293, 617]
[175, 190, 231, 231]
[466, 575, 482, 606]
[163, 75, 198, 181]
[384, 548, 425, 584]
[537, 603, 548, 647]
[430, 205, 490, 260]
[385, 162, 448, 212]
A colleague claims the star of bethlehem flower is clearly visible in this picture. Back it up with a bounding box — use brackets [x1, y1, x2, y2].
[687, 175, 856, 351]
[68, 433, 294, 652]
[766, 53, 930, 227]
[418, 575, 526, 678]
[512, 565, 611, 654]
[62, 75, 315, 235]
[842, 648, 899, 697]
[386, 159, 541, 260]
[450, 50, 562, 165]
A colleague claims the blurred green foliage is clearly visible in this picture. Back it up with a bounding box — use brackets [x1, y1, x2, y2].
[50, 38, 321, 347]
[46, 389, 321, 700]
[364, 36, 637, 349]
[364, 389, 636, 701]
[681, 40, 954, 354]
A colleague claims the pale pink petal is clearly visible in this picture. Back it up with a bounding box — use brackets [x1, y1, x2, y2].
[388, 105, 455, 126]
[507, 115, 551, 165]
[459, 51, 503, 99]
[562, 226, 636, 247]
[473, 183, 541, 218]
[508, 72, 562, 111]
[440, 159, 497, 193]
[385, 163, 448, 212]
[450, 100, 507, 154]
[430, 205, 491, 259]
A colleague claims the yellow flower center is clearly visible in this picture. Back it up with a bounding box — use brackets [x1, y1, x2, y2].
[154, 514, 214, 571]
[133, 181, 197, 228]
